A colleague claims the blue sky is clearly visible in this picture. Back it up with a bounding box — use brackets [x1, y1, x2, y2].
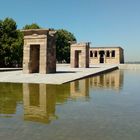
[0, 0, 140, 61]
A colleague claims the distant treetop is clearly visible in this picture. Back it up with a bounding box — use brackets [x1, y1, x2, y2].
[23, 23, 41, 29]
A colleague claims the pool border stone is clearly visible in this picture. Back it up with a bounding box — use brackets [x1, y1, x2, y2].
[0, 64, 120, 85]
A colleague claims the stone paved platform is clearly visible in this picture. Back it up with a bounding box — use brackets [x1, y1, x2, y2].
[0, 64, 118, 85]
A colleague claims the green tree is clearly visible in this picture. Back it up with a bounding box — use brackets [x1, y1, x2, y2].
[0, 20, 3, 65]
[0, 18, 23, 67]
[23, 23, 41, 29]
[10, 30, 23, 66]
[56, 29, 76, 63]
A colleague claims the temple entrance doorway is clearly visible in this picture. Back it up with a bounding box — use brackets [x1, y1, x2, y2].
[74, 50, 81, 68]
[30, 45, 40, 73]
[99, 50, 105, 63]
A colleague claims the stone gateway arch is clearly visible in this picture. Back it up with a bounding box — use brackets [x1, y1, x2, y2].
[22, 29, 56, 74]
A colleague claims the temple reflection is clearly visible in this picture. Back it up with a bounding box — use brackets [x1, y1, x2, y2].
[22, 70, 124, 123]
[0, 70, 124, 123]
[70, 79, 89, 98]
[22, 81, 89, 123]
[89, 70, 124, 90]
[23, 84, 57, 124]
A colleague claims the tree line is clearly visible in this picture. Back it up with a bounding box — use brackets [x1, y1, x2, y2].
[0, 17, 76, 67]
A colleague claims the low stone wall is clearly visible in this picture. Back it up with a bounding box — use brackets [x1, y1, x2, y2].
[119, 64, 140, 69]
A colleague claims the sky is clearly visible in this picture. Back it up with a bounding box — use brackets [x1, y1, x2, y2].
[0, 0, 140, 62]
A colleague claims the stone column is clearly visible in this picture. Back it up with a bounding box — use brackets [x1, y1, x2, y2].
[40, 43, 47, 74]
[23, 44, 30, 73]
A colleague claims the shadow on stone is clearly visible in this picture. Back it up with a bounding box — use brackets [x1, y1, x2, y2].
[56, 71, 76, 74]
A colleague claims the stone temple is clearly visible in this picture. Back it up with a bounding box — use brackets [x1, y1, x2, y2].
[70, 43, 124, 68]
[89, 47, 124, 64]
[22, 29, 124, 73]
[22, 29, 56, 74]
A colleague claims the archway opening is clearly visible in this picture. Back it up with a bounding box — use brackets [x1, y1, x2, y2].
[30, 45, 40, 73]
[74, 50, 81, 68]
[99, 50, 105, 63]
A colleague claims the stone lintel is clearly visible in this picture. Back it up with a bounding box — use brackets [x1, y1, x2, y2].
[71, 42, 90, 47]
[22, 29, 56, 36]
[24, 35, 47, 39]
[90, 46, 123, 50]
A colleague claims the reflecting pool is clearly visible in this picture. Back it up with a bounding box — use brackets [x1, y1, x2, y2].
[0, 69, 140, 140]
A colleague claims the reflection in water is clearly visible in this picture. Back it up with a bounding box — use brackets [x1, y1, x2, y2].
[89, 70, 124, 90]
[23, 83, 71, 123]
[22, 70, 124, 123]
[70, 79, 89, 98]
[0, 83, 22, 117]
[1, 70, 140, 140]
[0, 70, 124, 123]
[23, 80, 91, 123]
[23, 84, 56, 123]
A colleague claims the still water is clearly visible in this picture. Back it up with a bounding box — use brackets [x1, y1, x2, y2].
[0, 70, 140, 140]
